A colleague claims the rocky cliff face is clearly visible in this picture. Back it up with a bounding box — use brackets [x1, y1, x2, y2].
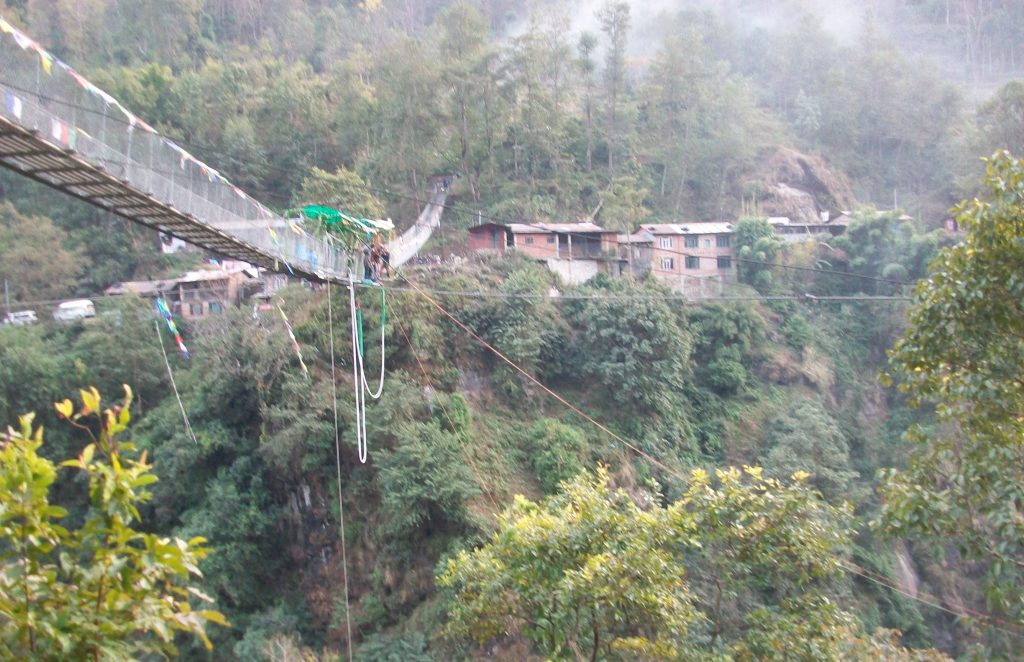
[755, 147, 855, 223]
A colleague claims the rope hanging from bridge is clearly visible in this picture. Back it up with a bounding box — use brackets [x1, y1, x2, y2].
[347, 279, 368, 463]
[357, 288, 387, 400]
[345, 276, 389, 462]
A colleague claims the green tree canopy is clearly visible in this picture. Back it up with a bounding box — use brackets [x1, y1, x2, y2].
[880, 152, 1024, 641]
[294, 166, 386, 220]
[0, 386, 226, 658]
[0, 202, 82, 303]
[440, 465, 864, 660]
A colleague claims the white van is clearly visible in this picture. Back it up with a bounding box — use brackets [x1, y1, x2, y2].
[3, 310, 38, 326]
[53, 299, 96, 322]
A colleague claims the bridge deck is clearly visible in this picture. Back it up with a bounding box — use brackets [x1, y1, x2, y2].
[0, 116, 300, 273]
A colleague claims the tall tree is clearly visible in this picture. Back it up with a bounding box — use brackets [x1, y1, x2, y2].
[577, 32, 598, 172]
[881, 152, 1024, 648]
[438, 1, 490, 203]
[597, 1, 630, 172]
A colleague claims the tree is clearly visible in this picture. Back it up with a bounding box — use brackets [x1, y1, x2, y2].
[0, 386, 226, 658]
[734, 218, 782, 291]
[966, 80, 1024, 181]
[0, 326, 68, 436]
[376, 420, 478, 536]
[0, 201, 82, 303]
[528, 418, 587, 493]
[577, 32, 598, 172]
[468, 265, 558, 396]
[881, 152, 1024, 642]
[439, 466, 700, 660]
[438, 1, 491, 203]
[294, 166, 385, 218]
[676, 466, 854, 658]
[221, 115, 270, 190]
[597, 1, 630, 172]
[440, 465, 876, 660]
[759, 399, 857, 502]
[565, 276, 692, 416]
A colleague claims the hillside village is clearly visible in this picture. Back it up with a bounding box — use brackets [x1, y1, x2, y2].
[469, 214, 849, 290]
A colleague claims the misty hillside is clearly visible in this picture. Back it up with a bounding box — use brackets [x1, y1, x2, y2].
[1, 0, 1023, 660]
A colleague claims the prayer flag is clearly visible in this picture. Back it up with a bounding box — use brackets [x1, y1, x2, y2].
[50, 119, 70, 144]
[38, 51, 52, 75]
[11, 30, 32, 50]
[4, 91, 22, 119]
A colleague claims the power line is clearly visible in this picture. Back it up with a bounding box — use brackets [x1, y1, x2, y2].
[388, 296, 504, 513]
[393, 271, 687, 479]
[378, 284, 910, 303]
[320, 192, 911, 287]
[840, 561, 1024, 639]
[389, 266, 1019, 639]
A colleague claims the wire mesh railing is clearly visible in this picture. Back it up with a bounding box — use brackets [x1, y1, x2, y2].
[0, 16, 351, 279]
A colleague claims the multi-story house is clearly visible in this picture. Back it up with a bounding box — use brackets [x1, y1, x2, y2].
[467, 221, 621, 284]
[639, 222, 736, 292]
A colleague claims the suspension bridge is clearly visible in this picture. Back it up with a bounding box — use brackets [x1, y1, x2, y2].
[0, 17, 443, 282]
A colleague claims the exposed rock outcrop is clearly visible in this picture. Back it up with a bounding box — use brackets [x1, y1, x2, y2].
[754, 148, 855, 223]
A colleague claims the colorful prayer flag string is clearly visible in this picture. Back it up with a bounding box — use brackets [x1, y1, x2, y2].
[277, 301, 309, 379]
[0, 17, 260, 202]
[155, 297, 189, 359]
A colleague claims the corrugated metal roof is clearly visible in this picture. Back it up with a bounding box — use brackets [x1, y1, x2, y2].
[177, 267, 252, 283]
[507, 223, 551, 234]
[105, 267, 252, 296]
[536, 222, 609, 233]
[105, 280, 176, 296]
[467, 222, 507, 233]
[641, 222, 733, 235]
[617, 230, 655, 244]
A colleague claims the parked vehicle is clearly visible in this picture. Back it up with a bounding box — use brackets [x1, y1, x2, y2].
[53, 299, 96, 322]
[3, 310, 38, 326]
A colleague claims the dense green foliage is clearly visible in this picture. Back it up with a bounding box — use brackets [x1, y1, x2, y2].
[440, 465, 948, 660]
[881, 152, 1024, 652]
[2, 0, 1024, 659]
[0, 387, 225, 658]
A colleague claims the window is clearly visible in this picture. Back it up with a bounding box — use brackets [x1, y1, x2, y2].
[660, 257, 675, 270]
[685, 256, 700, 269]
[524, 236, 534, 245]
[208, 302, 225, 314]
[717, 256, 732, 270]
[189, 303, 203, 316]
[704, 239, 712, 248]
[684, 236, 699, 248]
[546, 235, 555, 244]
[659, 237, 673, 249]
[717, 235, 730, 248]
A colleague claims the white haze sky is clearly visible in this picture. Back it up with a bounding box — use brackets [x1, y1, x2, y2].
[530, 0, 870, 57]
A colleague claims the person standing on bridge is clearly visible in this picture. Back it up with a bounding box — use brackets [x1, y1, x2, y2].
[362, 245, 373, 282]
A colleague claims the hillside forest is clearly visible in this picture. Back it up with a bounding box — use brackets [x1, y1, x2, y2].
[2, 0, 1024, 660]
